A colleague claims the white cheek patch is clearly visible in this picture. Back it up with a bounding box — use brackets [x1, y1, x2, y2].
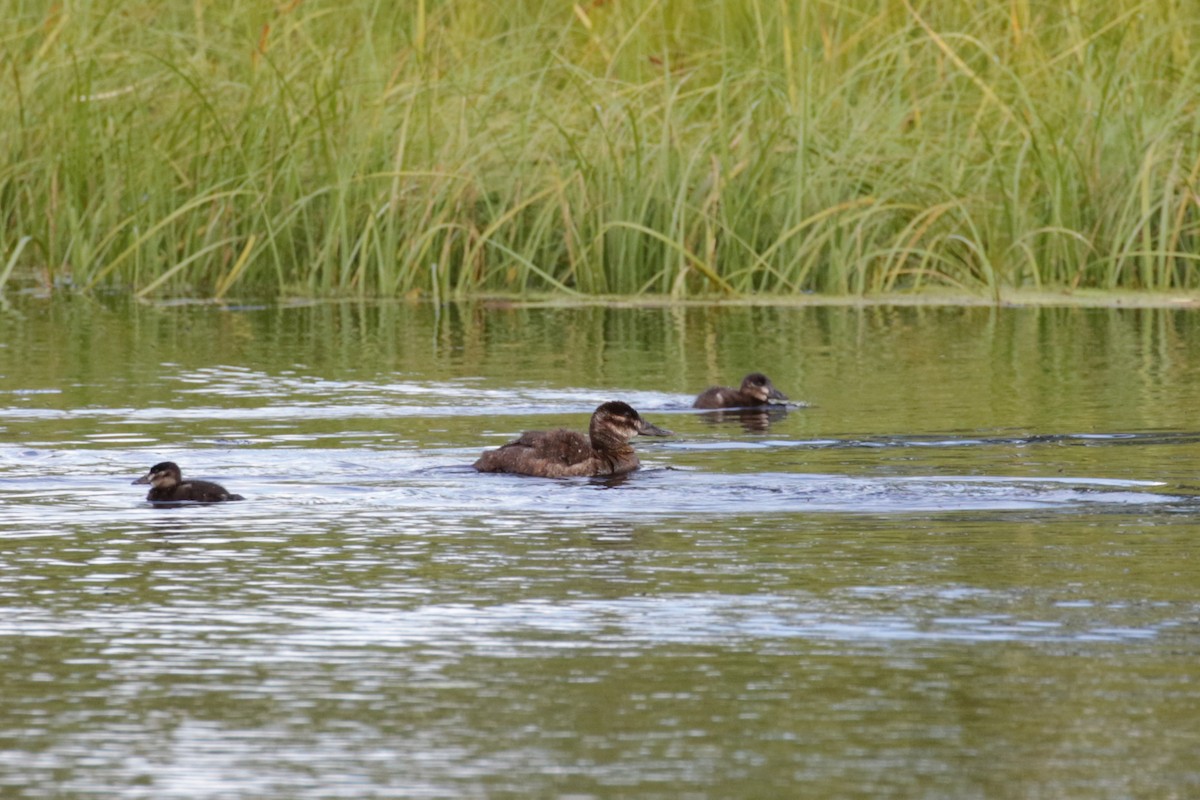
[617, 420, 640, 438]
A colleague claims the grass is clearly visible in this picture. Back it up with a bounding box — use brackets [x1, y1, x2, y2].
[1, 0, 1199, 299]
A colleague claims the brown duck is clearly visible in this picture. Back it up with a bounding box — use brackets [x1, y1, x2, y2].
[473, 401, 672, 477]
[693, 373, 788, 409]
[132, 461, 245, 503]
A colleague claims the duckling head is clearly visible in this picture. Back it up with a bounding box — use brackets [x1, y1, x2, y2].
[132, 461, 182, 489]
[740, 373, 788, 403]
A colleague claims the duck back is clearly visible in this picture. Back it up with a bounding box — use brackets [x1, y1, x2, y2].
[693, 386, 749, 409]
[473, 428, 631, 478]
[148, 479, 244, 503]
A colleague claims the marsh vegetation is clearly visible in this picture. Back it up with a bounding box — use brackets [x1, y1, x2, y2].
[2, 1, 1199, 298]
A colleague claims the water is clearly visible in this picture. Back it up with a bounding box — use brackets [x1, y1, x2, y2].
[2, 299, 1199, 798]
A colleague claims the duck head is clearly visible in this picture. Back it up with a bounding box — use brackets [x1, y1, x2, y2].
[740, 373, 788, 403]
[590, 401, 672, 447]
[132, 461, 182, 489]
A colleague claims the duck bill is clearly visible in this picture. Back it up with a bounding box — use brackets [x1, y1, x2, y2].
[637, 420, 673, 437]
[768, 387, 789, 402]
[132, 474, 151, 485]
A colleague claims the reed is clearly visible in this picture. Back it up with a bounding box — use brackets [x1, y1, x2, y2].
[1, 0, 1198, 299]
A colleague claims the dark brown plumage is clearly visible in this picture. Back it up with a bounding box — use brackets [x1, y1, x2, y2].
[693, 373, 789, 409]
[132, 461, 244, 503]
[473, 401, 672, 478]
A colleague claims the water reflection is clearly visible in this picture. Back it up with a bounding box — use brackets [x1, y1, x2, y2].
[2, 299, 1200, 798]
[587, 472, 634, 489]
[696, 405, 790, 431]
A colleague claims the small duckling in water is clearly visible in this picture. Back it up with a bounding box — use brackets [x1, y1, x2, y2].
[693, 373, 788, 409]
[473, 401, 672, 478]
[132, 461, 244, 503]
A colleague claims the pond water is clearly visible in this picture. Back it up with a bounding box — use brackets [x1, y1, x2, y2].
[1, 298, 1198, 798]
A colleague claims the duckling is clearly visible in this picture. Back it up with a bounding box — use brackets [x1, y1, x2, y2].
[132, 461, 244, 503]
[473, 401, 672, 478]
[693, 372, 788, 409]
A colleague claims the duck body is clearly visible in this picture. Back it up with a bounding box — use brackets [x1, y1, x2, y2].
[475, 428, 623, 478]
[473, 401, 672, 478]
[132, 461, 244, 503]
[693, 373, 788, 409]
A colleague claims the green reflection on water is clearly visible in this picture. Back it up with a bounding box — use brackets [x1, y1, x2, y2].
[1, 297, 1199, 798]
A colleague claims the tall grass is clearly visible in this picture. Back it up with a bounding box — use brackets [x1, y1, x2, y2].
[1, 0, 1198, 299]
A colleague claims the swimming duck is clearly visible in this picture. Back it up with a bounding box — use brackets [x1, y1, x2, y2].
[473, 401, 672, 477]
[132, 461, 244, 503]
[693, 373, 788, 409]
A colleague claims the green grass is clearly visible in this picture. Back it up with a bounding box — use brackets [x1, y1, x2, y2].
[1, 0, 1199, 299]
